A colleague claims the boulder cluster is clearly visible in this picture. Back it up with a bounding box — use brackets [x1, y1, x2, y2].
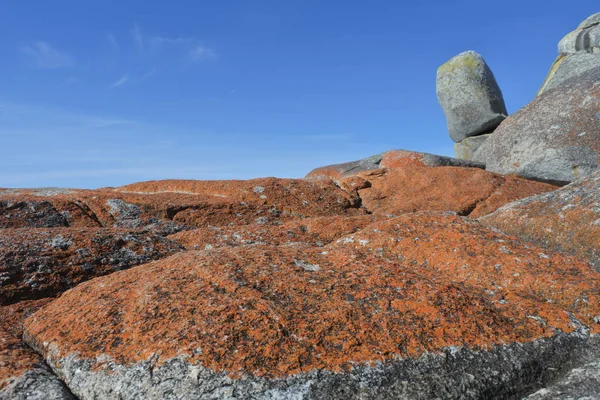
[436, 13, 600, 185]
[2, 12, 600, 400]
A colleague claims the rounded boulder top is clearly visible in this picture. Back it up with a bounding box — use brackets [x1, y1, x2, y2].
[436, 51, 507, 142]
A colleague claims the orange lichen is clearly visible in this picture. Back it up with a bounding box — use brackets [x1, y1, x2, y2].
[25, 213, 600, 379]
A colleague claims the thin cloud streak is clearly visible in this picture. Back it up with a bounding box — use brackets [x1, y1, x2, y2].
[109, 75, 129, 89]
[20, 41, 75, 69]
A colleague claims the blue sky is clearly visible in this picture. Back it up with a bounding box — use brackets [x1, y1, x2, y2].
[0, 1, 597, 188]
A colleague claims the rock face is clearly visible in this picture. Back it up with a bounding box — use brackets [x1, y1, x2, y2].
[436, 51, 508, 142]
[305, 149, 484, 181]
[539, 12, 600, 95]
[0, 326, 74, 399]
[454, 133, 491, 161]
[475, 66, 600, 184]
[23, 212, 600, 399]
[0, 228, 185, 305]
[338, 166, 557, 218]
[479, 170, 600, 271]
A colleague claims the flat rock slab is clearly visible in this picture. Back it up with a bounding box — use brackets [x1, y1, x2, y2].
[339, 166, 557, 218]
[24, 213, 600, 399]
[476, 66, 600, 184]
[480, 170, 600, 271]
[436, 51, 507, 142]
[305, 149, 483, 182]
[0, 228, 185, 305]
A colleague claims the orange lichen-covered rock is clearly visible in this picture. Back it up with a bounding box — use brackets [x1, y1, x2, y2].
[0, 178, 363, 232]
[480, 170, 600, 270]
[305, 150, 483, 181]
[0, 325, 73, 398]
[0, 298, 54, 339]
[343, 166, 557, 217]
[168, 215, 381, 250]
[0, 228, 184, 305]
[24, 213, 600, 399]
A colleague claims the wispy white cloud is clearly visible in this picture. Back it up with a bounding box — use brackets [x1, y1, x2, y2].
[129, 25, 216, 65]
[107, 32, 119, 50]
[109, 75, 129, 89]
[189, 45, 217, 63]
[20, 41, 75, 69]
[131, 25, 144, 49]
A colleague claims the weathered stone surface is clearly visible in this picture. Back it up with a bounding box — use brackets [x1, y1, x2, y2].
[306, 149, 484, 182]
[479, 170, 600, 271]
[475, 66, 600, 184]
[0, 326, 73, 399]
[454, 133, 492, 160]
[436, 51, 508, 142]
[0, 228, 185, 305]
[525, 359, 600, 399]
[24, 212, 600, 399]
[303, 153, 383, 181]
[339, 166, 557, 217]
[538, 13, 600, 95]
[538, 53, 600, 95]
[0, 299, 54, 339]
[0, 178, 364, 232]
[557, 12, 600, 54]
[168, 215, 381, 250]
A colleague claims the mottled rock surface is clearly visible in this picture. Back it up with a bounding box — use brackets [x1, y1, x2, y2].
[454, 133, 492, 161]
[0, 228, 184, 305]
[539, 12, 600, 95]
[168, 215, 381, 250]
[525, 360, 600, 399]
[476, 66, 600, 184]
[339, 166, 557, 218]
[436, 51, 507, 142]
[0, 326, 73, 399]
[480, 170, 600, 271]
[24, 212, 600, 399]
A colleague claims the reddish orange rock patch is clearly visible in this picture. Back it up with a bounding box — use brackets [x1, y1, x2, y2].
[0, 326, 43, 390]
[379, 150, 431, 168]
[0, 298, 54, 339]
[342, 166, 557, 217]
[25, 213, 600, 379]
[168, 215, 381, 249]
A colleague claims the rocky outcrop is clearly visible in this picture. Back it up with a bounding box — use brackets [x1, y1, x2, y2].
[539, 12, 600, 95]
[0, 178, 365, 233]
[475, 65, 600, 184]
[305, 149, 484, 181]
[0, 228, 184, 305]
[479, 170, 600, 271]
[0, 327, 74, 399]
[338, 166, 557, 217]
[436, 51, 507, 143]
[23, 212, 600, 399]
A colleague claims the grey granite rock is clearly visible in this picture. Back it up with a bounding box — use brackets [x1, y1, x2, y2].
[436, 51, 507, 142]
[539, 13, 600, 95]
[0, 369, 75, 400]
[454, 134, 492, 161]
[525, 361, 600, 399]
[475, 66, 600, 184]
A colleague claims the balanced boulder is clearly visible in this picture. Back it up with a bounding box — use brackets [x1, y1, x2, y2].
[436, 51, 508, 142]
[475, 66, 600, 184]
[539, 12, 600, 95]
